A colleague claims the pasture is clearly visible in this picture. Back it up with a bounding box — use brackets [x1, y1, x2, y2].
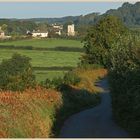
[0, 38, 83, 82]
[0, 38, 83, 48]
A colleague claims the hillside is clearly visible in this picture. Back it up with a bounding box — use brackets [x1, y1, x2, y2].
[0, 2, 140, 34]
[23, 2, 140, 27]
[104, 2, 140, 27]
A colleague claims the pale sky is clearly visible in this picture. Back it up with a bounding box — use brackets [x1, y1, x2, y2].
[0, 2, 136, 18]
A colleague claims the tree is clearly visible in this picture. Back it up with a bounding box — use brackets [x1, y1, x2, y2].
[37, 22, 49, 31]
[107, 33, 140, 137]
[0, 53, 36, 91]
[1, 24, 8, 32]
[81, 16, 128, 67]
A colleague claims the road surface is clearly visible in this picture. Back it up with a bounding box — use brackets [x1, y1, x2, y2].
[59, 78, 129, 138]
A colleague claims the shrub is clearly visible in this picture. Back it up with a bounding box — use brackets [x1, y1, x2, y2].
[108, 39, 140, 137]
[51, 77, 64, 89]
[0, 53, 36, 91]
[44, 71, 81, 90]
[63, 71, 81, 85]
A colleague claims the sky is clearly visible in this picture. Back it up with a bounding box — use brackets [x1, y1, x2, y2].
[0, 2, 135, 18]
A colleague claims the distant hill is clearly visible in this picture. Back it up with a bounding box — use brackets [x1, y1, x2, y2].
[24, 13, 99, 26]
[104, 2, 140, 27]
[23, 2, 140, 27]
[0, 1, 140, 35]
[24, 16, 80, 24]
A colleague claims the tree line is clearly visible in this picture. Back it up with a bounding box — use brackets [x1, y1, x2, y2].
[82, 15, 140, 137]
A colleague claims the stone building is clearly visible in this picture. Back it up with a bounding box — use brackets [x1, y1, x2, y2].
[67, 24, 75, 36]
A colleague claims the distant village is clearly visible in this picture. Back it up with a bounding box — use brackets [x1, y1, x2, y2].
[0, 23, 75, 39]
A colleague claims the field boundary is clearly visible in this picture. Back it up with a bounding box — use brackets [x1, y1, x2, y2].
[0, 45, 84, 52]
[33, 66, 75, 71]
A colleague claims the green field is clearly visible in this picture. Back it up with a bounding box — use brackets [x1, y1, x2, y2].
[0, 38, 83, 48]
[0, 49, 81, 67]
[0, 38, 83, 82]
[35, 70, 67, 82]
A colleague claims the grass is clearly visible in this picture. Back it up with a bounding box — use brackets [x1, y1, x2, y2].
[35, 70, 66, 82]
[0, 49, 81, 67]
[0, 38, 83, 48]
[0, 87, 62, 138]
[75, 68, 107, 93]
[0, 38, 83, 81]
[0, 38, 107, 138]
[0, 68, 107, 138]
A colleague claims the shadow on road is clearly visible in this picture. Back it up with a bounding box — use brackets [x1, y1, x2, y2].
[51, 84, 100, 137]
[58, 78, 129, 138]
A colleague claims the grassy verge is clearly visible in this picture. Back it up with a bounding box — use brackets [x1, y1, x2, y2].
[0, 87, 62, 138]
[75, 68, 107, 93]
[0, 68, 107, 138]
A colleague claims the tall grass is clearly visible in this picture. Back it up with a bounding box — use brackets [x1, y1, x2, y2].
[0, 87, 62, 138]
[0, 68, 107, 138]
[75, 68, 107, 93]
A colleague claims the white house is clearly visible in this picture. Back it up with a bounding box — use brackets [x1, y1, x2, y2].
[32, 30, 48, 38]
[67, 24, 75, 36]
[52, 23, 63, 30]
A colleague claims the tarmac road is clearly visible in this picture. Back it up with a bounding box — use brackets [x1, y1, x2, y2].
[59, 78, 129, 138]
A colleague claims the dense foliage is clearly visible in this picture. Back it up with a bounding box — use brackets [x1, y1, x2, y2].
[104, 2, 140, 27]
[0, 19, 37, 35]
[108, 36, 140, 137]
[0, 53, 36, 91]
[43, 70, 81, 90]
[82, 14, 140, 137]
[81, 16, 128, 67]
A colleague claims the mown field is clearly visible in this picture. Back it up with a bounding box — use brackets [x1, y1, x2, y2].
[0, 38, 83, 48]
[0, 38, 83, 82]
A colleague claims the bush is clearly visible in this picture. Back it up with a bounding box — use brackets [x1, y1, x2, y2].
[63, 71, 81, 85]
[108, 39, 140, 137]
[43, 70, 81, 90]
[0, 53, 36, 91]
